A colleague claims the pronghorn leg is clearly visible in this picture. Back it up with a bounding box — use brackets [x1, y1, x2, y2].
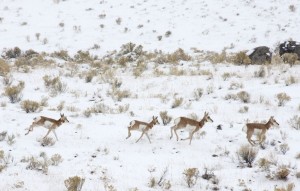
[145, 132, 151, 144]
[126, 127, 131, 139]
[247, 129, 255, 146]
[53, 130, 59, 141]
[189, 132, 195, 145]
[136, 132, 145, 143]
[174, 129, 180, 141]
[170, 126, 175, 139]
[25, 123, 36, 135]
[43, 129, 52, 139]
[259, 132, 266, 145]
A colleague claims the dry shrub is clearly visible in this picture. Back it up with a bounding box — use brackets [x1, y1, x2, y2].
[107, 87, 131, 102]
[237, 91, 251, 103]
[205, 50, 227, 64]
[230, 51, 251, 65]
[50, 154, 63, 166]
[282, 53, 298, 66]
[272, 54, 283, 64]
[51, 50, 70, 61]
[238, 106, 249, 113]
[0, 131, 7, 141]
[229, 81, 243, 90]
[0, 59, 10, 76]
[285, 76, 297, 86]
[74, 50, 94, 63]
[40, 137, 56, 147]
[43, 75, 67, 96]
[64, 176, 85, 191]
[3, 47, 21, 59]
[183, 168, 199, 188]
[288, 115, 300, 130]
[276, 165, 290, 180]
[279, 143, 290, 155]
[237, 145, 258, 167]
[171, 97, 183, 108]
[224, 93, 238, 101]
[159, 111, 172, 125]
[169, 66, 185, 75]
[20, 100, 40, 113]
[274, 183, 295, 191]
[254, 66, 266, 78]
[276, 92, 291, 106]
[4, 81, 25, 103]
[258, 158, 271, 171]
[165, 48, 191, 64]
[193, 88, 203, 101]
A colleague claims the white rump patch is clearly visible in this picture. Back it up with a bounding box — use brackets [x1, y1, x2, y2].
[174, 118, 181, 126]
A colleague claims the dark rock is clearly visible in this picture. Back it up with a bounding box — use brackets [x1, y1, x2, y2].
[248, 46, 272, 64]
[279, 41, 300, 59]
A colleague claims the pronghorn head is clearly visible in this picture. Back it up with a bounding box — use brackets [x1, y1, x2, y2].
[203, 112, 213, 123]
[152, 116, 160, 125]
[269, 116, 279, 127]
[60, 113, 69, 123]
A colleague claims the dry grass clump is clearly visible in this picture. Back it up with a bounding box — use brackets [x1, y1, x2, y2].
[288, 115, 300, 130]
[193, 88, 203, 101]
[51, 50, 71, 61]
[159, 111, 172, 125]
[274, 183, 295, 191]
[43, 75, 67, 96]
[0, 150, 13, 173]
[2, 47, 21, 59]
[228, 81, 243, 90]
[279, 143, 290, 155]
[74, 50, 95, 63]
[20, 100, 40, 113]
[183, 168, 199, 188]
[0, 131, 7, 141]
[40, 137, 56, 147]
[155, 48, 191, 64]
[285, 75, 297, 86]
[237, 145, 258, 167]
[107, 87, 131, 102]
[254, 66, 266, 78]
[238, 106, 249, 113]
[282, 53, 298, 66]
[276, 92, 291, 106]
[230, 51, 251, 65]
[205, 50, 227, 64]
[237, 91, 251, 103]
[171, 97, 183, 108]
[4, 81, 25, 103]
[64, 176, 85, 191]
[224, 93, 238, 101]
[276, 165, 290, 180]
[0, 59, 10, 76]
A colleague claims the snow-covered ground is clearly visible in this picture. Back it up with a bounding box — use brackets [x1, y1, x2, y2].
[0, 0, 300, 191]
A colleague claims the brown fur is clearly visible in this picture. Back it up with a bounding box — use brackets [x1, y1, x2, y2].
[246, 116, 279, 146]
[25, 113, 69, 140]
[126, 116, 160, 143]
[170, 112, 213, 145]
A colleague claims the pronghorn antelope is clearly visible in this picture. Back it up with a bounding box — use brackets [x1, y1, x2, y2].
[25, 113, 69, 140]
[126, 116, 160, 143]
[170, 112, 213, 145]
[246, 116, 279, 146]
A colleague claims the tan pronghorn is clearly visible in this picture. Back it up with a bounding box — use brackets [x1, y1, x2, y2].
[25, 113, 69, 140]
[246, 116, 279, 146]
[170, 112, 213, 145]
[126, 116, 160, 143]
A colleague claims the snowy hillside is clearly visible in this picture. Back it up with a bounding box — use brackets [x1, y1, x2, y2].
[1, 0, 300, 54]
[0, 0, 300, 191]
